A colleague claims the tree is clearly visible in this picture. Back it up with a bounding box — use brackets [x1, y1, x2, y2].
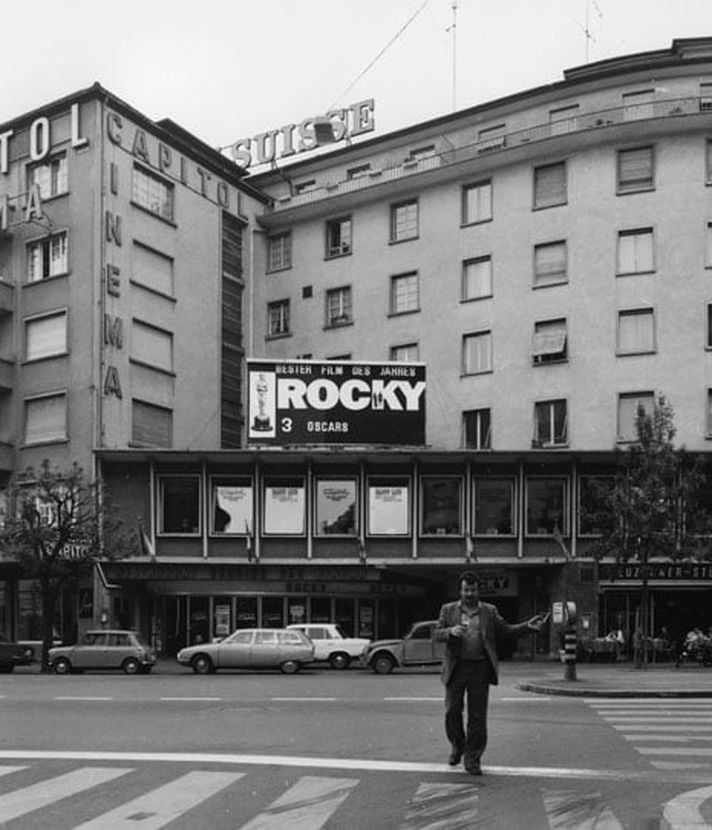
[592, 396, 712, 666]
[0, 460, 129, 672]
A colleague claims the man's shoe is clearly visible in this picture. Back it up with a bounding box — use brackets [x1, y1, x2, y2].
[448, 746, 463, 766]
[464, 760, 482, 776]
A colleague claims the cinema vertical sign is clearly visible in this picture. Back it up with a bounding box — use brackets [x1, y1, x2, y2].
[247, 360, 426, 446]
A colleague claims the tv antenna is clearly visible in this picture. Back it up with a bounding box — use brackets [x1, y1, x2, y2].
[572, 0, 603, 63]
[446, 0, 458, 110]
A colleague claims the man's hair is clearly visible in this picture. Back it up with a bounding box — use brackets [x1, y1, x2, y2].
[459, 571, 478, 586]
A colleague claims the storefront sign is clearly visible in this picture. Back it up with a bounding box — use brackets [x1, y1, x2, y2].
[229, 100, 375, 169]
[599, 562, 712, 581]
[247, 359, 426, 446]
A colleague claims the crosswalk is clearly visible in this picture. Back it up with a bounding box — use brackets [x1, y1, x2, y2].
[0, 760, 642, 829]
[588, 699, 712, 771]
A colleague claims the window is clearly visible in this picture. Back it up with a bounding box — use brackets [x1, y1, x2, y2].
[24, 393, 67, 444]
[390, 199, 418, 242]
[617, 146, 654, 193]
[477, 124, 506, 153]
[578, 476, 615, 536]
[325, 217, 352, 258]
[390, 343, 419, 362]
[25, 311, 67, 361]
[131, 399, 173, 447]
[367, 477, 410, 535]
[325, 286, 352, 326]
[421, 477, 462, 535]
[534, 241, 567, 287]
[267, 232, 292, 272]
[549, 104, 579, 135]
[700, 82, 712, 111]
[390, 272, 419, 314]
[617, 308, 655, 354]
[211, 477, 253, 534]
[407, 145, 436, 161]
[617, 391, 654, 442]
[132, 166, 174, 221]
[462, 256, 492, 300]
[534, 162, 567, 208]
[294, 179, 316, 194]
[532, 318, 567, 364]
[315, 478, 357, 535]
[347, 164, 371, 180]
[474, 478, 513, 535]
[623, 89, 654, 120]
[131, 320, 173, 371]
[526, 478, 567, 535]
[27, 154, 67, 199]
[463, 408, 491, 449]
[462, 331, 492, 375]
[132, 242, 174, 296]
[27, 231, 68, 282]
[533, 399, 568, 447]
[617, 228, 654, 274]
[264, 478, 305, 535]
[267, 300, 290, 337]
[462, 180, 492, 225]
[159, 476, 200, 534]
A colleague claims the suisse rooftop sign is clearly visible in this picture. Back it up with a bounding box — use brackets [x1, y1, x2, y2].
[247, 359, 426, 447]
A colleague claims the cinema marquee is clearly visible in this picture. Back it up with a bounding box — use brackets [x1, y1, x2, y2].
[247, 359, 426, 447]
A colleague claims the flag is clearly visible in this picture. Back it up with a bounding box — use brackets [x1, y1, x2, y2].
[466, 535, 475, 563]
[245, 519, 255, 563]
[138, 523, 154, 557]
[552, 525, 572, 559]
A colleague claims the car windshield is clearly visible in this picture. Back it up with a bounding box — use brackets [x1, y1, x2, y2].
[334, 625, 349, 638]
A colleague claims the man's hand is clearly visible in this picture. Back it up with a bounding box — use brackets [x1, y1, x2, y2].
[451, 624, 468, 637]
[527, 613, 550, 631]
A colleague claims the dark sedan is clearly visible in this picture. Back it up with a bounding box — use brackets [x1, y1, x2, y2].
[0, 634, 33, 673]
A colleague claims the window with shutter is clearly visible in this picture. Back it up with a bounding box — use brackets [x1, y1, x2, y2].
[462, 256, 492, 300]
[617, 229, 654, 274]
[617, 308, 655, 354]
[25, 312, 67, 361]
[533, 162, 566, 208]
[25, 393, 67, 444]
[131, 399, 172, 447]
[132, 242, 174, 296]
[462, 331, 492, 374]
[534, 241, 567, 286]
[617, 392, 654, 442]
[131, 320, 173, 371]
[532, 319, 567, 363]
[617, 146, 654, 192]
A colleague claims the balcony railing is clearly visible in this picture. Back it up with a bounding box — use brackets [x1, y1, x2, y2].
[268, 96, 708, 212]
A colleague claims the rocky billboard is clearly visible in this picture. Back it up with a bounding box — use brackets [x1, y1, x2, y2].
[247, 359, 426, 446]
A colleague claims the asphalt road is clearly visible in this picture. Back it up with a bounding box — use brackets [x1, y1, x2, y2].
[1, 665, 711, 828]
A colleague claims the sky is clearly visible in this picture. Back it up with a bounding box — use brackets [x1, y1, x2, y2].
[4, 0, 712, 169]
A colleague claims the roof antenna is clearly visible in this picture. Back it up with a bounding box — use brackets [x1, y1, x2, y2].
[446, 0, 458, 111]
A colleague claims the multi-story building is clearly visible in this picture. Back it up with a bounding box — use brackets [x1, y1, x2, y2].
[0, 83, 267, 642]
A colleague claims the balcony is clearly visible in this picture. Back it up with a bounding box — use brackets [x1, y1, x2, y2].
[0, 281, 13, 315]
[262, 96, 709, 218]
[0, 358, 13, 390]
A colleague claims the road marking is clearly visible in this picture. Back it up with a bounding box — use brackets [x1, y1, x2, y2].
[611, 725, 712, 732]
[54, 696, 114, 701]
[542, 787, 623, 829]
[159, 697, 222, 701]
[599, 717, 709, 723]
[74, 770, 243, 829]
[0, 767, 130, 822]
[621, 735, 712, 742]
[662, 784, 712, 829]
[640, 747, 712, 757]
[270, 697, 337, 701]
[238, 775, 358, 830]
[384, 697, 442, 702]
[500, 697, 552, 702]
[0, 750, 694, 782]
[398, 782, 477, 829]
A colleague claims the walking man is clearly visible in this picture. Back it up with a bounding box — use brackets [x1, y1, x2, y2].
[433, 570, 548, 775]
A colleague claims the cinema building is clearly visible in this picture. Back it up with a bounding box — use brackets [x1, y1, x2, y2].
[6, 39, 712, 657]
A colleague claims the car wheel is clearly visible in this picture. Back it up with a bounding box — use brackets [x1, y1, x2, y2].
[192, 654, 214, 675]
[279, 660, 300, 674]
[329, 652, 351, 670]
[371, 653, 396, 674]
[53, 657, 72, 675]
[122, 657, 141, 675]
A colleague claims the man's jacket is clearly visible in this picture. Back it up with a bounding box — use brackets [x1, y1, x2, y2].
[433, 601, 531, 686]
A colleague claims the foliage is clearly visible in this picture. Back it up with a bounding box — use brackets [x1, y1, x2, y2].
[0, 460, 129, 671]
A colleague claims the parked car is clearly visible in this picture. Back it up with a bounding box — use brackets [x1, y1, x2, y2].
[50, 630, 156, 675]
[177, 628, 314, 674]
[365, 620, 446, 674]
[286, 623, 370, 669]
[0, 634, 33, 673]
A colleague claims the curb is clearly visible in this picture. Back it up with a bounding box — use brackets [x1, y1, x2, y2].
[517, 682, 712, 698]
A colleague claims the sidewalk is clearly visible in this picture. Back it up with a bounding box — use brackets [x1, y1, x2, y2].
[513, 660, 712, 697]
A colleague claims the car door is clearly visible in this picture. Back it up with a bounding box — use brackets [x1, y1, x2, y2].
[250, 630, 279, 667]
[402, 622, 437, 663]
[74, 632, 107, 669]
[217, 630, 253, 668]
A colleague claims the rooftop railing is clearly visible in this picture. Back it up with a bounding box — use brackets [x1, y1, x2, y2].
[268, 96, 708, 211]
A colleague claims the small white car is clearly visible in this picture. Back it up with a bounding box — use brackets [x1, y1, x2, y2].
[287, 623, 370, 669]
